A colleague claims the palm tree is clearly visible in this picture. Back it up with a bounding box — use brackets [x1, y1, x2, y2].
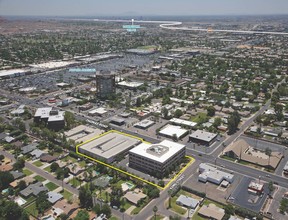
[265, 147, 272, 169]
[153, 206, 158, 220]
[72, 163, 76, 186]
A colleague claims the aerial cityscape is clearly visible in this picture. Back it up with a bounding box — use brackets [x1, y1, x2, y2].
[0, 1, 288, 220]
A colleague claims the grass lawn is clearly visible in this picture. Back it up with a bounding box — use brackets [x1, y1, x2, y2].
[79, 160, 86, 168]
[23, 169, 33, 176]
[192, 200, 224, 220]
[32, 160, 44, 167]
[69, 178, 81, 188]
[121, 201, 132, 211]
[202, 199, 224, 208]
[220, 155, 236, 162]
[61, 189, 73, 200]
[45, 182, 59, 191]
[109, 217, 119, 220]
[131, 198, 150, 215]
[34, 175, 46, 182]
[44, 165, 51, 172]
[138, 45, 157, 50]
[25, 195, 36, 203]
[149, 215, 165, 220]
[62, 156, 77, 163]
[192, 213, 204, 220]
[191, 112, 209, 124]
[238, 160, 251, 166]
[114, 180, 125, 188]
[100, 190, 110, 202]
[24, 202, 38, 217]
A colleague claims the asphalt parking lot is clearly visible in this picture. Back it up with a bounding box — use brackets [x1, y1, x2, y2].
[182, 164, 242, 204]
[230, 176, 269, 212]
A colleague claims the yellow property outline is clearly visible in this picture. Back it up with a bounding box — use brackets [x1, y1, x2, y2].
[76, 130, 194, 190]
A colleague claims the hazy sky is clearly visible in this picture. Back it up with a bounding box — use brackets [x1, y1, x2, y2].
[0, 0, 288, 16]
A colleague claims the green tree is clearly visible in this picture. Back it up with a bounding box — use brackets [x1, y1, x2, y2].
[268, 181, 275, 195]
[58, 213, 69, 220]
[13, 158, 25, 171]
[110, 185, 123, 208]
[227, 111, 241, 134]
[0, 171, 14, 190]
[174, 109, 183, 118]
[162, 107, 169, 119]
[74, 210, 89, 220]
[169, 215, 181, 220]
[18, 180, 27, 190]
[207, 106, 216, 117]
[1, 200, 29, 220]
[280, 198, 288, 214]
[64, 111, 76, 130]
[265, 147, 272, 168]
[101, 204, 111, 218]
[153, 206, 158, 220]
[136, 97, 142, 107]
[213, 117, 222, 128]
[79, 186, 93, 209]
[0, 154, 4, 161]
[36, 192, 51, 215]
[50, 162, 60, 172]
[224, 204, 235, 215]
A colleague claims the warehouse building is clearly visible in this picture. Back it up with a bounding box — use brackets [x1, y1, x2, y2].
[189, 130, 218, 146]
[129, 140, 186, 177]
[78, 131, 141, 163]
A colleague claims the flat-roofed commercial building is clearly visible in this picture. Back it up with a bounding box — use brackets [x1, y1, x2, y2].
[129, 140, 186, 177]
[64, 125, 103, 143]
[159, 125, 188, 140]
[189, 130, 218, 146]
[170, 118, 197, 128]
[134, 119, 155, 129]
[198, 163, 234, 185]
[78, 132, 141, 163]
[34, 107, 65, 131]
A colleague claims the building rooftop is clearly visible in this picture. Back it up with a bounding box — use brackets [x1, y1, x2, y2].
[47, 191, 63, 204]
[20, 182, 48, 197]
[10, 171, 25, 180]
[224, 139, 283, 169]
[124, 191, 147, 205]
[198, 203, 225, 220]
[176, 195, 199, 209]
[79, 132, 141, 160]
[248, 181, 264, 191]
[64, 125, 96, 137]
[134, 119, 155, 129]
[34, 107, 52, 118]
[89, 107, 107, 115]
[129, 140, 185, 164]
[48, 113, 64, 122]
[170, 118, 197, 128]
[21, 143, 38, 154]
[0, 69, 26, 77]
[190, 130, 218, 142]
[118, 81, 143, 88]
[199, 163, 234, 184]
[159, 125, 188, 139]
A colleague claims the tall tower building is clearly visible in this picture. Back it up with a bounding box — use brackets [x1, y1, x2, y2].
[96, 71, 116, 99]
